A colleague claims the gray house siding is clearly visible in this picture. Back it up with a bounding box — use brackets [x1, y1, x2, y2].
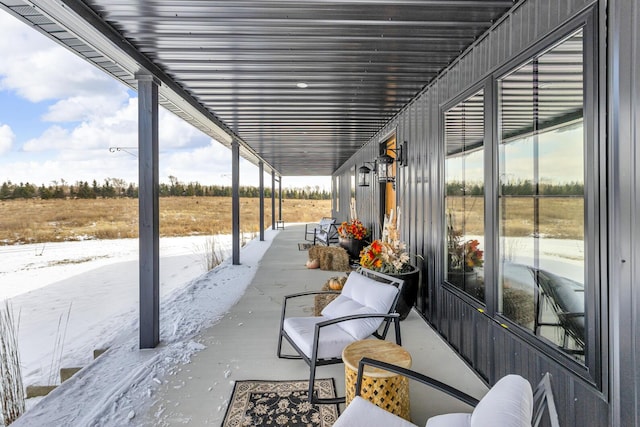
[332, 0, 640, 425]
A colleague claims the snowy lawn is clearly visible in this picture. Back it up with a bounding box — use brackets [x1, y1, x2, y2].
[1, 230, 275, 426]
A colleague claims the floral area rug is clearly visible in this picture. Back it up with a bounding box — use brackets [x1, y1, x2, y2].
[221, 378, 339, 427]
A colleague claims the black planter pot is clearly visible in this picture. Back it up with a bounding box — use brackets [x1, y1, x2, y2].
[447, 270, 478, 292]
[361, 266, 420, 321]
[338, 237, 367, 261]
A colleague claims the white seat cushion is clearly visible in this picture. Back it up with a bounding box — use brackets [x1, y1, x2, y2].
[425, 413, 470, 427]
[470, 374, 533, 427]
[333, 396, 416, 427]
[321, 271, 399, 339]
[282, 316, 356, 359]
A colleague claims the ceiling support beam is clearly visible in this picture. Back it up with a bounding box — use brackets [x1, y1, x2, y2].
[278, 178, 283, 223]
[259, 161, 265, 242]
[136, 73, 160, 349]
[232, 139, 241, 265]
[271, 172, 276, 230]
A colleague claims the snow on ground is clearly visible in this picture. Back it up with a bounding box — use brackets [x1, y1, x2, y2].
[0, 230, 275, 426]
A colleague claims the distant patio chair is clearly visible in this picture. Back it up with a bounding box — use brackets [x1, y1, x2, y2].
[333, 358, 560, 427]
[277, 269, 403, 404]
[304, 217, 337, 245]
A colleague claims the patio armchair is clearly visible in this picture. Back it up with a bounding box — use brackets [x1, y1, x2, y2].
[333, 357, 559, 427]
[304, 216, 338, 245]
[277, 269, 404, 404]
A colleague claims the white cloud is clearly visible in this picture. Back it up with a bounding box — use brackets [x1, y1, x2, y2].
[0, 13, 123, 103]
[44, 93, 130, 123]
[161, 140, 234, 184]
[0, 123, 15, 154]
[0, 11, 330, 191]
[23, 97, 214, 155]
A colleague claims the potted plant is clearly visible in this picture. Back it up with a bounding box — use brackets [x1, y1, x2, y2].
[447, 224, 484, 291]
[337, 219, 370, 260]
[359, 208, 419, 320]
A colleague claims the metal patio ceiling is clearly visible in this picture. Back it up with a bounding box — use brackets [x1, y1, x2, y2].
[0, 0, 515, 176]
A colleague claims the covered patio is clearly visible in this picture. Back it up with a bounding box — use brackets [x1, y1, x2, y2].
[139, 225, 488, 425]
[1, 0, 639, 425]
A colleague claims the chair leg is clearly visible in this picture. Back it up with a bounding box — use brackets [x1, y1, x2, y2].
[277, 329, 284, 358]
[277, 330, 303, 360]
[308, 358, 345, 405]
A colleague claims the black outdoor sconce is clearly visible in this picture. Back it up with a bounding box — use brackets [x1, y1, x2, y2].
[358, 141, 408, 187]
[377, 141, 407, 183]
[357, 161, 376, 187]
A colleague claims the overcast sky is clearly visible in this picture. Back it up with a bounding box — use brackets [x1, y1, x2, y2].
[0, 11, 330, 190]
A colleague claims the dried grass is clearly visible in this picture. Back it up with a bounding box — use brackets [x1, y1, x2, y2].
[199, 236, 223, 271]
[447, 196, 584, 239]
[0, 301, 25, 426]
[0, 197, 331, 245]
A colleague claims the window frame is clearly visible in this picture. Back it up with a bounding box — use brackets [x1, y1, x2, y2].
[440, 8, 602, 387]
[442, 85, 487, 304]
[490, 12, 601, 385]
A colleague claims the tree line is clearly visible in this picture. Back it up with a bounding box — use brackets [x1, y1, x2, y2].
[447, 179, 584, 196]
[0, 177, 331, 200]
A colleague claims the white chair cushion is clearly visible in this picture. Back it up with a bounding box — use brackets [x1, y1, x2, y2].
[333, 396, 417, 427]
[470, 374, 533, 427]
[341, 271, 399, 313]
[425, 413, 470, 427]
[321, 271, 399, 339]
[282, 316, 355, 359]
[321, 294, 364, 319]
[320, 295, 379, 340]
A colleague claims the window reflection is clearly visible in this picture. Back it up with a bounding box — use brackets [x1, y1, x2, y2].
[445, 90, 485, 301]
[498, 29, 585, 361]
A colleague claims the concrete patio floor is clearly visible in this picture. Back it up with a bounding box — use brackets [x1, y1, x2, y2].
[144, 225, 489, 425]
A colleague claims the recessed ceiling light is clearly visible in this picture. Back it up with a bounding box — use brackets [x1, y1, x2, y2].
[296, 82, 308, 88]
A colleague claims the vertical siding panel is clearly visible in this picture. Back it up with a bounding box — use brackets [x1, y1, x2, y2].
[338, 1, 608, 425]
[610, 0, 640, 425]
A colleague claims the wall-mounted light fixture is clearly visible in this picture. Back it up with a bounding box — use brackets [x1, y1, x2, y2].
[357, 161, 377, 187]
[377, 141, 407, 183]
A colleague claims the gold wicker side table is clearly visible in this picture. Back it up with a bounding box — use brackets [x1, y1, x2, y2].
[342, 340, 412, 420]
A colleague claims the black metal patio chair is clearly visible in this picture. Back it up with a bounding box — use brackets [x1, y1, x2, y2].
[277, 269, 404, 404]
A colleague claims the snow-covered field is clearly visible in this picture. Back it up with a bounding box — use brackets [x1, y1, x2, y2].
[0, 231, 274, 425]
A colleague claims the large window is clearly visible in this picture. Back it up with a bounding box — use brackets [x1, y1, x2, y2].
[498, 29, 586, 362]
[445, 90, 485, 301]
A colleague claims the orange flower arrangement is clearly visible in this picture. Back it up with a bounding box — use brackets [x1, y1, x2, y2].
[337, 219, 370, 240]
[360, 238, 411, 274]
[448, 229, 484, 271]
[359, 209, 412, 274]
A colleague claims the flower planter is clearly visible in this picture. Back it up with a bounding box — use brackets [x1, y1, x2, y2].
[338, 237, 367, 261]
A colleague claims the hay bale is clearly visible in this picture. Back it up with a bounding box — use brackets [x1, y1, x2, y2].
[308, 245, 322, 261]
[308, 246, 350, 271]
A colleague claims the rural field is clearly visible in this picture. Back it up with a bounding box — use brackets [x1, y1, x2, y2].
[0, 197, 331, 245]
[446, 196, 584, 240]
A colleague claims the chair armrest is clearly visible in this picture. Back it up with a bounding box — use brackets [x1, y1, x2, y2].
[355, 357, 480, 408]
[279, 291, 342, 330]
[305, 223, 320, 233]
[315, 312, 400, 329]
[283, 290, 341, 302]
[281, 291, 341, 318]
